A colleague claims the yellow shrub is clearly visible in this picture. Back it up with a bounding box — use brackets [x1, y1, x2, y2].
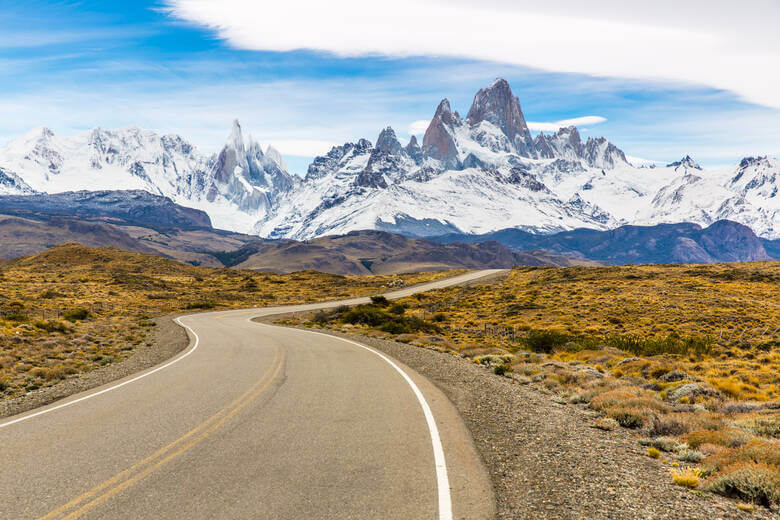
[671, 467, 701, 488]
[648, 447, 661, 458]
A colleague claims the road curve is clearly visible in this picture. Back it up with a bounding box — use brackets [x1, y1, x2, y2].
[0, 269, 501, 519]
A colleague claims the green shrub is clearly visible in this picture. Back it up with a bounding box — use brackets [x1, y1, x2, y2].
[4, 311, 29, 322]
[608, 408, 646, 429]
[388, 304, 406, 316]
[522, 329, 571, 353]
[185, 301, 215, 310]
[493, 364, 512, 376]
[32, 320, 71, 333]
[370, 295, 389, 307]
[311, 311, 330, 324]
[63, 308, 90, 321]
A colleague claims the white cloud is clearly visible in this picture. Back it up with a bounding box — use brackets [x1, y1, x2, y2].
[408, 120, 430, 136]
[265, 139, 338, 157]
[625, 155, 661, 166]
[164, 0, 780, 108]
[527, 116, 606, 132]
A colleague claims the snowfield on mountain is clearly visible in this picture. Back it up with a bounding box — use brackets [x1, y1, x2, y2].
[0, 78, 777, 239]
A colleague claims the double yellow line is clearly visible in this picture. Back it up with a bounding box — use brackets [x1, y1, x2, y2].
[39, 347, 285, 520]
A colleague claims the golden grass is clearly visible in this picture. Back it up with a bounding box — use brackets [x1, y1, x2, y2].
[0, 244, 462, 399]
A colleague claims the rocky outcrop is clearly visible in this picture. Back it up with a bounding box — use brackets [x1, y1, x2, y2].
[667, 155, 702, 171]
[0, 167, 37, 195]
[422, 99, 461, 167]
[405, 135, 423, 164]
[466, 78, 536, 157]
[375, 127, 403, 155]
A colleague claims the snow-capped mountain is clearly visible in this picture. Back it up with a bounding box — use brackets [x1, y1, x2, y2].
[254, 78, 777, 239]
[0, 120, 296, 232]
[1, 78, 778, 240]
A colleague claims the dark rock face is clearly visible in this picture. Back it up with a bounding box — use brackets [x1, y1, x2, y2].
[466, 78, 536, 157]
[667, 155, 702, 170]
[354, 169, 388, 189]
[422, 99, 461, 167]
[583, 137, 629, 169]
[0, 190, 212, 231]
[534, 132, 555, 159]
[506, 168, 547, 192]
[375, 127, 403, 155]
[0, 167, 37, 195]
[306, 139, 372, 181]
[405, 135, 423, 164]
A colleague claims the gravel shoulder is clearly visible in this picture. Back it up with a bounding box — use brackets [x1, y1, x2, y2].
[289, 326, 778, 520]
[0, 314, 189, 419]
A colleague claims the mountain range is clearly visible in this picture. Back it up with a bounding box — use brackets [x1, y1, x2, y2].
[0, 190, 598, 273]
[0, 78, 777, 249]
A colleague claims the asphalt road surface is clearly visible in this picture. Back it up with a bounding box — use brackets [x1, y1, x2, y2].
[0, 270, 501, 520]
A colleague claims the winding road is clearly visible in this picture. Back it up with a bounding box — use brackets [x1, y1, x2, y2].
[0, 270, 501, 519]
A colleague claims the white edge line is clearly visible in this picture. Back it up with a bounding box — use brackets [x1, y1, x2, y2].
[276, 325, 453, 520]
[0, 317, 201, 429]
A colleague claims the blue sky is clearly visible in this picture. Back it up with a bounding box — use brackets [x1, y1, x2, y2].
[2, 0, 780, 175]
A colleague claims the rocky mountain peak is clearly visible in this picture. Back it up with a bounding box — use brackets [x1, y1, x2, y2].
[667, 155, 702, 170]
[227, 119, 246, 155]
[265, 145, 288, 172]
[465, 78, 535, 157]
[375, 126, 403, 155]
[422, 99, 461, 166]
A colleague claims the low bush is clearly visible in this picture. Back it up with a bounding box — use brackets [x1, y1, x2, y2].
[336, 304, 440, 335]
[676, 449, 705, 462]
[608, 408, 647, 428]
[493, 363, 512, 376]
[388, 304, 406, 316]
[370, 295, 389, 307]
[32, 320, 71, 334]
[593, 417, 619, 431]
[648, 447, 661, 458]
[671, 467, 701, 489]
[521, 329, 571, 353]
[63, 308, 90, 321]
[733, 415, 780, 439]
[704, 462, 780, 507]
[185, 301, 215, 310]
[686, 428, 750, 449]
[703, 439, 780, 473]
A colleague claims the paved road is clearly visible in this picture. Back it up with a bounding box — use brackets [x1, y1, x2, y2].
[0, 270, 501, 519]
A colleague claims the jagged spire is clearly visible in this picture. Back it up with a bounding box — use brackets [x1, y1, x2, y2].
[465, 78, 535, 157]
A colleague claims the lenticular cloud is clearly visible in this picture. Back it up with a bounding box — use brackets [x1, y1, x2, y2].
[163, 0, 780, 109]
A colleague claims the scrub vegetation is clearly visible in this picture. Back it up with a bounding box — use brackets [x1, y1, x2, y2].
[0, 243, 458, 400]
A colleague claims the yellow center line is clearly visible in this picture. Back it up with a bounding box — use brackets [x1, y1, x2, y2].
[39, 348, 285, 520]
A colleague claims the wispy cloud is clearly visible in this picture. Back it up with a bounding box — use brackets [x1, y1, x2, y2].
[527, 116, 606, 132]
[164, 0, 780, 108]
[408, 120, 429, 136]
